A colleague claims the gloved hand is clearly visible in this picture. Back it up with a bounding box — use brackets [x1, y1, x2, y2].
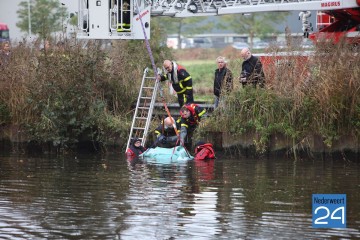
[179, 126, 187, 146]
[158, 135, 167, 144]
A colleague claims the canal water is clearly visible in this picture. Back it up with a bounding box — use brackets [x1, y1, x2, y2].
[0, 153, 359, 239]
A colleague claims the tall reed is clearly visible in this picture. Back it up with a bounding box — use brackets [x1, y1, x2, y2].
[0, 24, 172, 152]
[199, 41, 360, 152]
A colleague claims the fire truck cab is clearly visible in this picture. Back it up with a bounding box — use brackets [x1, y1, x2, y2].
[0, 23, 10, 42]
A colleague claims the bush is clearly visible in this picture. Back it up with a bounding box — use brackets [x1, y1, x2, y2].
[0, 22, 172, 152]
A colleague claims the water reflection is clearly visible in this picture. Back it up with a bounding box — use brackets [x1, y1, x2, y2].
[0, 154, 359, 239]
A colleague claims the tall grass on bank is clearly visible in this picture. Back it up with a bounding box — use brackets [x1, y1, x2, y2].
[197, 42, 360, 153]
[0, 33, 172, 152]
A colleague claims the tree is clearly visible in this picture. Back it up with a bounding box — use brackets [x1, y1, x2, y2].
[153, 16, 214, 48]
[218, 12, 290, 46]
[17, 0, 68, 40]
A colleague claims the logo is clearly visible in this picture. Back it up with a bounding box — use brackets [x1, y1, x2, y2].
[312, 194, 346, 228]
[321, 1, 340, 7]
[136, 10, 150, 21]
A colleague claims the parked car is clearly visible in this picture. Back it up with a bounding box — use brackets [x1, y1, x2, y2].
[253, 41, 270, 49]
[231, 42, 249, 50]
[183, 37, 213, 48]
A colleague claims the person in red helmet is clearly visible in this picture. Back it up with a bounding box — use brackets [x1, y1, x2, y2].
[178, 103, 206, 150]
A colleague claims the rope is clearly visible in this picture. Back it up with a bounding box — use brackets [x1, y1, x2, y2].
[135, 2, 179, 136]
[135, 3, 190, 160]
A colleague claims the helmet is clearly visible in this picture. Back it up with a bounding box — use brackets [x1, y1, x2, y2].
[132, 138, 141, 145]
[180, 108, 190, 118]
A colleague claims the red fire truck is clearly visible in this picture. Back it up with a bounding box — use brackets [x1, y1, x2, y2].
[0, 22, 10, 42]
[309, 8, 360, 44]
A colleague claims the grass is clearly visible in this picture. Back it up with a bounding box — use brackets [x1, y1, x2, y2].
[178, 56, 243, 103]
[181, 60, 214, 101]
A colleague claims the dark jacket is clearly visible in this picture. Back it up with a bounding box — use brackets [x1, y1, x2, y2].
[241, 55, 265, 87]
[126, 138, 146, 158]
[154, 121, 179, 138]
[0, 51, 10, 67]
[154, 121, 180, 147]
[214, 67, 233, 97]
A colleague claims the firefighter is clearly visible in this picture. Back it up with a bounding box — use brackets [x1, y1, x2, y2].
[178, 103, 206, 150]
[154, 117, 179, 148]
[299, 11, 312, 38]
[117, 0, 131, 32]
[126, 138, 146, 159]
[158, 60, 194, 107]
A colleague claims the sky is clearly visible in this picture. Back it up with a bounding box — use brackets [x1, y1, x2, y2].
[0, 0, 316, 41]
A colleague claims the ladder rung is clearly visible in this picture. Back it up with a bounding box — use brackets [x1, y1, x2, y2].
[141, 97, 152, 99]
[138, 107, 149, 110]
[130, 137, 143, 140]
[143, 87, 155, 89]
[135, 117, 147, 120]
[133, 127, 145, 130]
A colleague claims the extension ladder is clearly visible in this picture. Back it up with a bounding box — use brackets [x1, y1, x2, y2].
[125, 68, 160, 152]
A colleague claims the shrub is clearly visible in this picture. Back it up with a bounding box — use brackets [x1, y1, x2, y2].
[0, 21, 172, 152]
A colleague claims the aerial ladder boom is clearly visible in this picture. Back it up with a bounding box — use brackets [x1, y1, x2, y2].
[77, 0, 360, 40]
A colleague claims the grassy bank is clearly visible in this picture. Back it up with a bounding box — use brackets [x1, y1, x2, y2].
[1, 38, 359, 155]
[173, 46, 244, 102]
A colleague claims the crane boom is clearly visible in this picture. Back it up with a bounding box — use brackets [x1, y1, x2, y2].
[77, 0, 360, 40]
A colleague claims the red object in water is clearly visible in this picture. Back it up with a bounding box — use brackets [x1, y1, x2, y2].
[194, 143, 215, 161]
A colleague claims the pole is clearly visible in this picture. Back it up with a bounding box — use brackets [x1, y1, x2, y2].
[28, 0, 32, 52]
[28, 0, 32, 37]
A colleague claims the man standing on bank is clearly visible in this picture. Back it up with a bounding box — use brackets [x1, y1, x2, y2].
[239, 48, 265, 88]
[213, 56, 233, 109]
[158, 60, 194, 107]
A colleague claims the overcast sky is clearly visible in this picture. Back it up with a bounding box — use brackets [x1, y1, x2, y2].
[0, 0, 315, 41]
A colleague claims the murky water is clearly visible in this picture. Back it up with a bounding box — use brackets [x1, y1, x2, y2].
[0, 153, 359, 239]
